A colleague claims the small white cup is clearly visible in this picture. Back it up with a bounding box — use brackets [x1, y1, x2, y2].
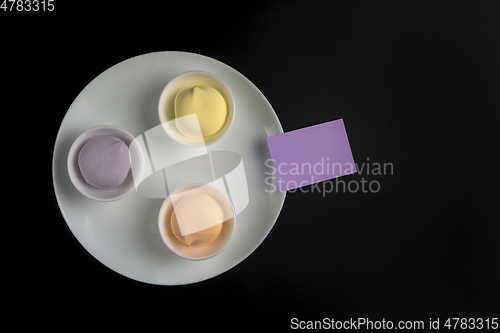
[158, 70, 235, 147]
[158, 184, 236, 260]
[67, 125, 142, 202]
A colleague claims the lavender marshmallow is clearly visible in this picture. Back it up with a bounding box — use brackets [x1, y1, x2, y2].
[78, 135, 131, 189]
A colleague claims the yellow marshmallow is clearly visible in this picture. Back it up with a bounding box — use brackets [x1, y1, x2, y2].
[174, 85, 227, 138]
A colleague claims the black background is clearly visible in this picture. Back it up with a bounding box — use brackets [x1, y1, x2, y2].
[5, 0, 500, 330]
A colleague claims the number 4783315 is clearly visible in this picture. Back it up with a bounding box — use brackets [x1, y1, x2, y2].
[444, 318, 498, 330]
[1, 0, 55, 11]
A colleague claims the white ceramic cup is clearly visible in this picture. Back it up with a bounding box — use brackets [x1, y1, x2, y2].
[67, 125, 141, 202]
[158, 70, 235, 147]
[158, 184, 236, 260]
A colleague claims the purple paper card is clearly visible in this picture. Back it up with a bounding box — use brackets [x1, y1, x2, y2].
[266, 119, 356, 192]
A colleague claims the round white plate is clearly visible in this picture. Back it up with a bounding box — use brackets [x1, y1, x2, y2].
[52, 51, 286, 285]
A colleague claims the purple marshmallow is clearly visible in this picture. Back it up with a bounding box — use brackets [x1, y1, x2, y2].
[78, 135, 131, 189]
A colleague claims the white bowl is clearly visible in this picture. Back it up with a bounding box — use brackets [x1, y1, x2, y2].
[67, 125, 139, 202]
[158, 184, 236, 260]
[158, 70, 235, 146]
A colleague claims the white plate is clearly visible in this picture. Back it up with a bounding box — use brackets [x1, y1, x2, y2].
[52, 51, 286, 285]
